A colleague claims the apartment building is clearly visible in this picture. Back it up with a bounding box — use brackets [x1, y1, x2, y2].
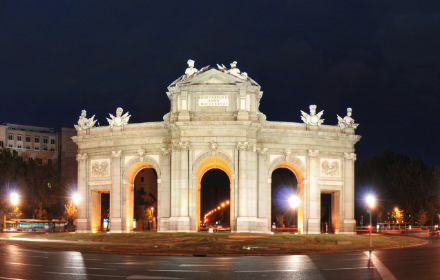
[0, 123, 77, 186]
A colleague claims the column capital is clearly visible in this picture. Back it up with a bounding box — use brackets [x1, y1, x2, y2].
[237, 141, 248, 151]
[112, 150, 122, 158]
[344, 152, 357, 161]
[161, 147, 170, 156]
[177, 141, 189, 150]
[257, 147, 268, 156]
[308, 149, 319, 158]
[76, 153, 87, 161]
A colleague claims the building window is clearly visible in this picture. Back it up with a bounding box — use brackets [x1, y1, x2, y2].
[17, 135, 22, 141]
[8, 144, 13, 148]
[43, 138, 48, 144]
[26, 146, 31, 150]
[36, 158, 42, 164]
[34, 137, 40, 143]
[35, 146, 39, 150]
[141, 177, 144, 182]
[50, 148, 55, 151]
[17, 145, 22, 149]
[8, 134, 13, 140]
[26, 136, 31, 142]
[48, 159, 52, 165]
[43, 147, 48, 151]
[50, 138, 55, 145]
[0, 140, 3, 147]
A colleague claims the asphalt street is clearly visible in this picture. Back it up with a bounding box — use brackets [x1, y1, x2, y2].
[0, 234, 438, 280]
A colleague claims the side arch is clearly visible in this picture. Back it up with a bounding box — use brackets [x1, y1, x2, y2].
[124, 157, 161, 232]
[268, 156, 305, 233]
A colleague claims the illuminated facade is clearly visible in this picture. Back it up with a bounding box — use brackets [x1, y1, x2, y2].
[73, 61, 360, 233]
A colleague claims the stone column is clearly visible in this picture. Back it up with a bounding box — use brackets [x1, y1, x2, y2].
[257, 148, 270, 232]
[90, 191, 101, 232]
[157, 148, 171, 230]
[236, 142, 259, 232]
[343, 152, 357, 233]
[307, 149, 321, 234]
[169, 142, 190, 231]
[76, 153, 89, 232]
[110, 150, 123, 232]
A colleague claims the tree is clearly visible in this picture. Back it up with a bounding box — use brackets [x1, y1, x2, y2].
[356, 149, 439, 226]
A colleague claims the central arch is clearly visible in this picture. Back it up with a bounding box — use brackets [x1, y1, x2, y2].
[195, 156, 232, 231]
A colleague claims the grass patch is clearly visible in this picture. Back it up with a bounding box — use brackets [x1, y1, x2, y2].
[3, 232, 427, 256]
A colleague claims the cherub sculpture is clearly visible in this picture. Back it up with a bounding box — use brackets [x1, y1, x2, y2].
[74, 110, 97, 131]
[301, 105, 324, 126]
[337, 108, 358, 130]
[107, 107, 131, 128]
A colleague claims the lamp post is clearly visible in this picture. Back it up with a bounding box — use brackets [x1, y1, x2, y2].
[10, 192, 18, 207]
[289, 195, 300, 233]
[72, 193, 80, 206]
[366, 194, 376, 251]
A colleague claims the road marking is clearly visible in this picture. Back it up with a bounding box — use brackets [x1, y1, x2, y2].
[148, 269, 208, 273]
[44, 271, 124, 278]
[365, 251, 397, 280]
[236, 269, 298, 272]
[64, 266, 116, 270]
[321, 266, 374, 271]
[179, 264, 224, 267]
[126, 276, 183, 280]
[7, 262, 43, 267]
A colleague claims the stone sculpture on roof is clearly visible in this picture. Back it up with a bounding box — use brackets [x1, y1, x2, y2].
[217, 61, 248, 79]
[337, 108, 358, 130]
[184, 59, 198, 77]
[107, 107, 131, 128]
[301, 105, 324, 126]
[74, 109, 97, 131]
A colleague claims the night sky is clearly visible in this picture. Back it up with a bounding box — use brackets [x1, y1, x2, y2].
[1, 1, 440, 165]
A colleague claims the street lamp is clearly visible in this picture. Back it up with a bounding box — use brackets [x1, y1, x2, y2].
[289, 195, 300, 232]
[366, 194, 376, 251]
[10, 192, 19, 206]
[72, 193, 80, 206]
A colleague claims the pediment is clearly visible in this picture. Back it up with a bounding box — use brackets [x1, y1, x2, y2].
[187, 69, 246, 85]
[169, 68, 259, 88]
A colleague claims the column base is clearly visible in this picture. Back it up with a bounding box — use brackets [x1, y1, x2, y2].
[341, 219, 356, 234]
[236, 217, 270, 233]
[76, 218, 89, 232]
[306, 218, 321, 234]
[110, 217, 125, 233]
[158, 217, 191, 232]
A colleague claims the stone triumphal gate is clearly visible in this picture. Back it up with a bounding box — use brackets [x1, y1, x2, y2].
[73, 60, 360, 234]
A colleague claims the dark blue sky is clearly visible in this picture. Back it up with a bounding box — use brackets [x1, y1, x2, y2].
[1, 1, 440, 165]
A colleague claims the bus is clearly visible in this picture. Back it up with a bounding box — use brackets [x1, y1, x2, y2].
[3, 219, 68, 232]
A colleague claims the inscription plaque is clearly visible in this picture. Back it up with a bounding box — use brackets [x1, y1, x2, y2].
[199, 95, 229, 106]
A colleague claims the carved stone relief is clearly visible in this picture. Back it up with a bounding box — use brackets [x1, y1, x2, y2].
[91, 159, 110, 177]
[320, 159, 340, 177]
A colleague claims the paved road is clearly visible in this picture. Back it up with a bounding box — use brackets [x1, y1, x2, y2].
[0, 234, 438, 280]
